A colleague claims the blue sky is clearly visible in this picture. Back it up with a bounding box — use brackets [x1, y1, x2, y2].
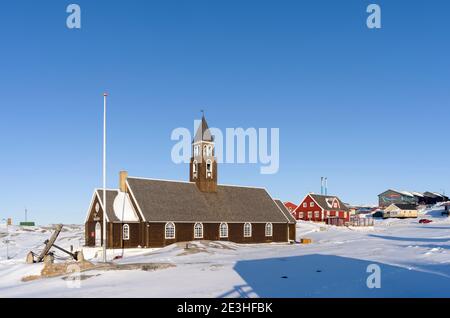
[0, 0, 449, 224]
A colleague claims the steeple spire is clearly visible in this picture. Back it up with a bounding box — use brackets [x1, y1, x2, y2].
[190, 112, 217, 193]
[193, 111, 214, 143]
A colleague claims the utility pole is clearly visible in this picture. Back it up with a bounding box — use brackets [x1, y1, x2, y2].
[102, 92, 108, 263]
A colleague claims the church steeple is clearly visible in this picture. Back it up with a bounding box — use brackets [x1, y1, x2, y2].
[190, 113, 217, 193]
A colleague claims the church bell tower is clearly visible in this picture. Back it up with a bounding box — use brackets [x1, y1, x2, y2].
[190, 114, 218, 193]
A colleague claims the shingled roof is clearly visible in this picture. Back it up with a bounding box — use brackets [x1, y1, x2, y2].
[126, 177, 291, 223]
[309, 194, 350, 212]
[274, 200, 296, 224]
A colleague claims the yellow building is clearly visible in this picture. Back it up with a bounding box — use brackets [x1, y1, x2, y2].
[383, 204, 418, 219]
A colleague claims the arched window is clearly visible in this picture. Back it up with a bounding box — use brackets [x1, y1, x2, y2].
[165, 222, 175, 239]
[194, 146, 199, 157]
[265, 223, 273, 237]
[194, 222, 203, 239]
[123, 224, 130, 241]
[206, 159, 213, 178]
[95, 222, 101, 247]
[244, 223, 252, 237]
[219, 223, 228, 238]
[207, 145, 213, 156]
[192, 160, 198, 178]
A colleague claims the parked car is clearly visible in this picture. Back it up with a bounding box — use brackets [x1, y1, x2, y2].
[419, 219, 432, 224]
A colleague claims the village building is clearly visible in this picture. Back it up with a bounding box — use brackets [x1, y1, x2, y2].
[378, 189, 448, 207]
[422, 192, 449, 205]
[382, 204, 418, 219]
[378, 189, 418, 207]
[293, 193, 350, 223]
[84, 115, 296, 248]
[283, 202, 298, 215]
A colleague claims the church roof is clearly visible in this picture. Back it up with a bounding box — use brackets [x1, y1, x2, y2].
[274, 200, 297, 223]
[308, 194, 350, 212]
[126, 177, 293, 223]
[193, 115, 214, 143]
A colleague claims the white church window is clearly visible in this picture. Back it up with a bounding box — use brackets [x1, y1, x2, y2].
[165, 222, 175, 239]
[219, 223, 228, 238]
[207, 145, 213, 156]
[206, 160, 213, 178]
[193, 160, 198, 178]
[265, 223, 273, 237]
[194, 223, 203, 239]
[194, 146, 199, 156]
[123, 224, 130, 241]
[244, 223, 252, 237]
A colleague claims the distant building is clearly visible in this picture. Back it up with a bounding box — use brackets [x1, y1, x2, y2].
[284, 202, 298, 214]
[422, 192, 449, 205]
[383, 204, 418, 219]
[378, 190, 418, 207]
[379, 189, 448, 207]
[293, 193, 350, 223]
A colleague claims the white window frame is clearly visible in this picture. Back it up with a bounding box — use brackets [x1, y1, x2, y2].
[165, 222, 176, 239]
[243, 223, 252, 238]
[265, 223, 273, 237]
[219, 223, 228, 238]
[303, 202, 307, 208]
[123, 224, 130, 241]
[310, 202, 315, 207]
[192, 160, 198, 178]
[314, 211, 320, 219]
[308, 211, 313, 219]
[194, 222, 203, 239]
[299, 212, 304, 219]
[194, 145, 199, 157]
[206, 159, 213, 178]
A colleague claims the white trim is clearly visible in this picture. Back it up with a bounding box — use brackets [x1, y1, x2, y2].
[243, 222, 252, 238]
[219, 222, 229, 238]
[84, 191, 98, 224]
[293, 193, 324, 215]
[265, 222, 273, 237]
[126, 180, 147, 222]
[194, 222, 203, 239]
[122, 224, 130, 240]
[86, 189, 114, 223]
[165, 222, 176, 239]
[192, 140, 214, 146]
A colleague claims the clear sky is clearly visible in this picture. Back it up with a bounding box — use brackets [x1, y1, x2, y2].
[0, 0, 449, 225]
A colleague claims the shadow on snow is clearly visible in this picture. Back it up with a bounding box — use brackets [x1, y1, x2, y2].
[218, 254, 450, 298]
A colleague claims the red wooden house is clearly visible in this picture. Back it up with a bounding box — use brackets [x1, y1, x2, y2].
[284, 202, 298, 215]
[293, 193, 350, 223]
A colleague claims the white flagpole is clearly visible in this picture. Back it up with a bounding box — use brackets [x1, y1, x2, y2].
[103, 92, 108, 263]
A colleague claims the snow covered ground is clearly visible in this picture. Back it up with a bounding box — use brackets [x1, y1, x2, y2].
[2, 207, 450, 298]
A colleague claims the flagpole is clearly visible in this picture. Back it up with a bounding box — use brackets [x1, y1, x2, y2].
[103, 92, 108, 263]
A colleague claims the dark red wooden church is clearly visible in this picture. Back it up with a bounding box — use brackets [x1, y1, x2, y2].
[85, 115, 296, 248]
